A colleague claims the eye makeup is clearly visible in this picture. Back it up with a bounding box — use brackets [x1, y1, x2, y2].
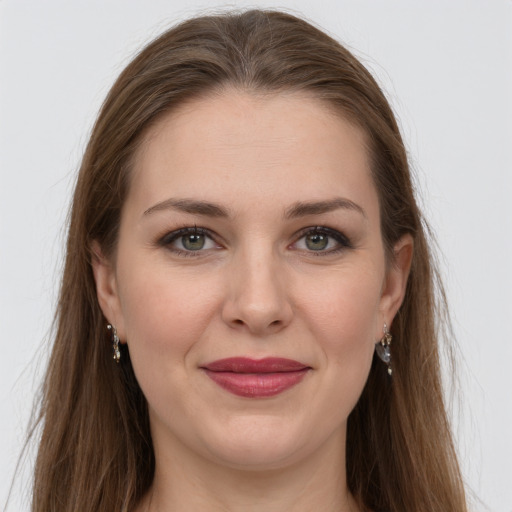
[157, 226, 222, 257]
[156, 224, 353, 259]
[290, 226, 353, 257]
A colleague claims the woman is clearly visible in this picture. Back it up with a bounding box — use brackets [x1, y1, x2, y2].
[31, 9, 468, 512]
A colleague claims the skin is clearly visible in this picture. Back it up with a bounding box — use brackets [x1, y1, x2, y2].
[93, 90, 412, 512]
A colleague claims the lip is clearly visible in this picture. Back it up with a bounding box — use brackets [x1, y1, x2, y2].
[201, 357, 311, 398]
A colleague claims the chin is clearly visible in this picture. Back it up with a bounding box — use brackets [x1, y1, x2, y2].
[197, 414, 328, 471]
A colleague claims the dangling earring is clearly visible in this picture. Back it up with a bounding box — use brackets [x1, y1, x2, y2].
[375, 323, 393, 376]
[107, 324, 121, 363]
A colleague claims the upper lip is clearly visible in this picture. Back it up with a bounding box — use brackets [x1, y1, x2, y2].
[201, 357, 310, 373]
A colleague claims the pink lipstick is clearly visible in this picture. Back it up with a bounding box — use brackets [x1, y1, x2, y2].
[201, 357, 310, 398]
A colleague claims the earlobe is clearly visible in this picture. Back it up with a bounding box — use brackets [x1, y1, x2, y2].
[91, 241, 125, 340]
[379, 234, 414, 328]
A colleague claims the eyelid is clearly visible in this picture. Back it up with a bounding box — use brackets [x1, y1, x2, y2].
[157, 225, 351, 256]
[291, 226, 352, 254]
[158, 226, 222, 255]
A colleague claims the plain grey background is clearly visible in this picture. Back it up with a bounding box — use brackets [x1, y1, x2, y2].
[1, 1, 511, 510]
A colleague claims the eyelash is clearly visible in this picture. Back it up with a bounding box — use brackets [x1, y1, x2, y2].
[158, 226, 219, 257]
[157, 225, 352, 257]
[292, 226, 352, 256]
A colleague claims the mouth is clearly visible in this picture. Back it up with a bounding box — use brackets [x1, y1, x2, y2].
[200, 357, 311, 398]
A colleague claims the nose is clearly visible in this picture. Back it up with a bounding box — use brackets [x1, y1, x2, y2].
[221, 247, 293, 336]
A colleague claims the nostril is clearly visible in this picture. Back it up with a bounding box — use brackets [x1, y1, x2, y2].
[223, 295, 293, 334]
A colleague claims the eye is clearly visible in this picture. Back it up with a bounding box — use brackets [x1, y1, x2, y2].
[180, 232, 208, 251]
[159, 227, 220, 255]
[304, 232, 330, 251]
[292, 227, 351, 255]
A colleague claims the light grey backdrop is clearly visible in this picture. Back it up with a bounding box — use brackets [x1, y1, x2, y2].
[1, 1, 511, 511]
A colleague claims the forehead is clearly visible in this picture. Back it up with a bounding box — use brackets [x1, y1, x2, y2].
[127, 90, 378, 220]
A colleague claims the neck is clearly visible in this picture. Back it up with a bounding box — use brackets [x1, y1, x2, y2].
[139, 427, 360, 512]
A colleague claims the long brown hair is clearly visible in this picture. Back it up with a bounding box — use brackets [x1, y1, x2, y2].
[30, 9, 467, 511]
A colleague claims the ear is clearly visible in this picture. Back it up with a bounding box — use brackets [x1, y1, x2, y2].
[91, 241, 126, 341]
[378, 234, 414, 333]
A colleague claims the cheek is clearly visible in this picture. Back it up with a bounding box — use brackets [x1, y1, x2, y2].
[115, 266, 227, 432]
[116, 260, 222, 374]
[305, 269, 382, 340]
[301, 269, 381, 388]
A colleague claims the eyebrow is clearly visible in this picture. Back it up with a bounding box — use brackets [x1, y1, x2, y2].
[143, 198, 230, 217]
[284, 198, 367, 219]
[142, 196, 366, 219]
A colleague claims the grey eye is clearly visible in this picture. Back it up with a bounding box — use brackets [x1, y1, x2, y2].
[305, 232, 329, 251]
[292, 227, 351, 255]
[181, 233, 206, 251]
[160, 227, 219, 254]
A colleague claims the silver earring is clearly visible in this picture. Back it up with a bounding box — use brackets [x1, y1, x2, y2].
[375, 323, 392, 376]
[107, 324, 121, 363]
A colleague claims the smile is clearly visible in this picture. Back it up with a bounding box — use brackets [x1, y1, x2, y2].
[201, 357, 311, 398]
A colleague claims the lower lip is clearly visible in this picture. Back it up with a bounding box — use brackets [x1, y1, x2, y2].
[203, 369, 309, 398]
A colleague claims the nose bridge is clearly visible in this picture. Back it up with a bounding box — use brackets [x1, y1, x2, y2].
[223, 240, 292, 334]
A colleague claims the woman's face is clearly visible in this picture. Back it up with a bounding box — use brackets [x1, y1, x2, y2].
[94, 90, 410, 471]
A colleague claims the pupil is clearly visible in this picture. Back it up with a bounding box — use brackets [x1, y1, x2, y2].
[182, 234, 205, 250]
[306, 233, 328, 250]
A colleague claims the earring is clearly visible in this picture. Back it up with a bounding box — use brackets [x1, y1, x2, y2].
[375, 323, 393, 376]
[107, 324, 121, 363]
